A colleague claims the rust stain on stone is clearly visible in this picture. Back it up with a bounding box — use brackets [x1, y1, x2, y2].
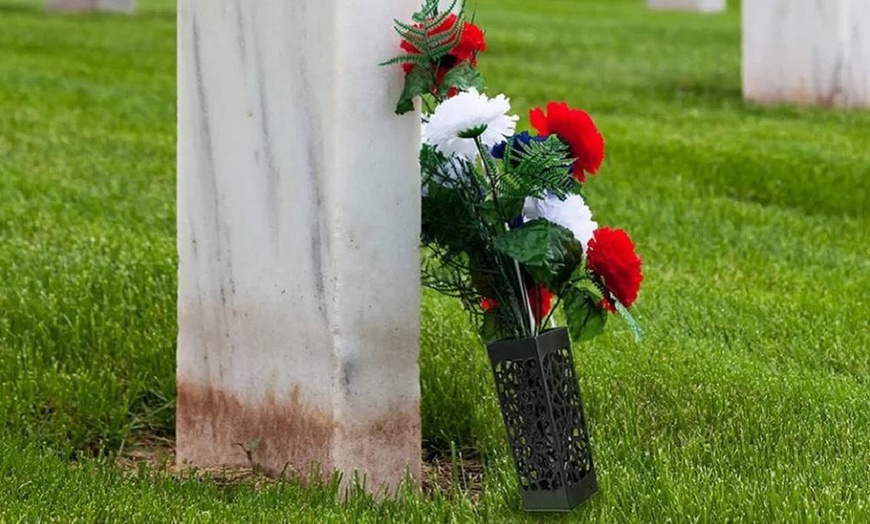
[339, 400, 422, 493]
[176, 382, 334, 478]
[176, 382, 422, 493]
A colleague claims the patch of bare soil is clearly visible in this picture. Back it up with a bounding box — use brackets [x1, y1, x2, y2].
[115, 434, 486, 501]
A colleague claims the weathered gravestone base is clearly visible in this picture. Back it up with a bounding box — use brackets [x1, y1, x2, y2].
[46, 0, 135, 12]
[743, 0, 870, 108]
[647, 0, 725, 13]
[176, 0, 421, 494]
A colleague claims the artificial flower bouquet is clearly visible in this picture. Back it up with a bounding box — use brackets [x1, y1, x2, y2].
[386, 1, 643, 345]
[385, 1, 644, 511]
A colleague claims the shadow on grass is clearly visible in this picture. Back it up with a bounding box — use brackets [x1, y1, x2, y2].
[665, 79, 742, 103]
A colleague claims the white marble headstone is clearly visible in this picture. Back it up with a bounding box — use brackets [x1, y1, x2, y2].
[438, 0, 461, 13]
[46, 0, 135, 13]
[176, 0, 422, 495]
[743, 0, 870, 108]
[647, 0, 725, 13]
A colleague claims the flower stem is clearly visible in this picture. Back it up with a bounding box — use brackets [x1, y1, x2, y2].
[513, 258, 535, 335]
[474, 136, 507, 223]
[474, 136, 534, 336]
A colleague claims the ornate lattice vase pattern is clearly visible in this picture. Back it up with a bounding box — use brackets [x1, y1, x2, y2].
[487, 328, 597, 511]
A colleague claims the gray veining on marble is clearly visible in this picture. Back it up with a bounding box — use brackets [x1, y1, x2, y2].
[647, 0, 725, 13]
[176, 0, 422, 494]
[744, 0, 870, 108]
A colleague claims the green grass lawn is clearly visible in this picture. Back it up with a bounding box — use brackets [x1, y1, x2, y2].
[1, 0, 869, 521]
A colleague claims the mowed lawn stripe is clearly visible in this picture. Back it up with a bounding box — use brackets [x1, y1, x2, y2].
[0, 0, 868, 521]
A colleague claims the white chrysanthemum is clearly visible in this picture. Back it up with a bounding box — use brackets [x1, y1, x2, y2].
[423, 89, 519, 160]
[524, 193, 598, 251]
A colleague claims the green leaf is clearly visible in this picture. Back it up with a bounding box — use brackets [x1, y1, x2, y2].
[478, 196, 524, 226]
[494, 219, 568, 266]
[494, 219, 584, 289]
[563, 284, 607, 342]
[396, 64, 433, 115]
[613, 299, 644, 342]
[439, 62, 485, 96]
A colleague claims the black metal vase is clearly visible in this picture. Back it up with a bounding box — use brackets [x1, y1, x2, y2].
[487, 327, 597, 512]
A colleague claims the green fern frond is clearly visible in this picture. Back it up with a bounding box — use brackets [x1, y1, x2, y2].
[394, 20, 428, 38]
[397, 31, 429, 49]
[425, 5, 456, 27]
[427, 41, 462, 61]
[412, 0, 440, 22]
[388, 0, 472, 65]
[442, 0, 461, 16]
[400, 24, 461, 58]
[402, 24, 462, 51]
[414, 0, 462, 23]
[395, 4, 464, 61]
[497, 136, 575, 200]
[425, 23, 462, 48]
[379, 53, 436, 67]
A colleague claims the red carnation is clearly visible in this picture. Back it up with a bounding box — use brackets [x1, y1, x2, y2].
[480, 297, 499, 312]
[529, 102, 605, 183]
[449, 19, 485, 64]
[586, 227, 642, 312]
[399, 14, 486, 74]
[527, 283, 554, 324]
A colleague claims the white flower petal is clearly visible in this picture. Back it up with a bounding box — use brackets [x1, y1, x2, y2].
[423, 88, 519, 160]
[524, 193, 598, 251]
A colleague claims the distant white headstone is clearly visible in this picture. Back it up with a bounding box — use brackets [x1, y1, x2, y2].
[176, 0, 422, 495]
[743, 0, 870, 108]
[46, 0, 135, 13]
[647, 0, 725, 13]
